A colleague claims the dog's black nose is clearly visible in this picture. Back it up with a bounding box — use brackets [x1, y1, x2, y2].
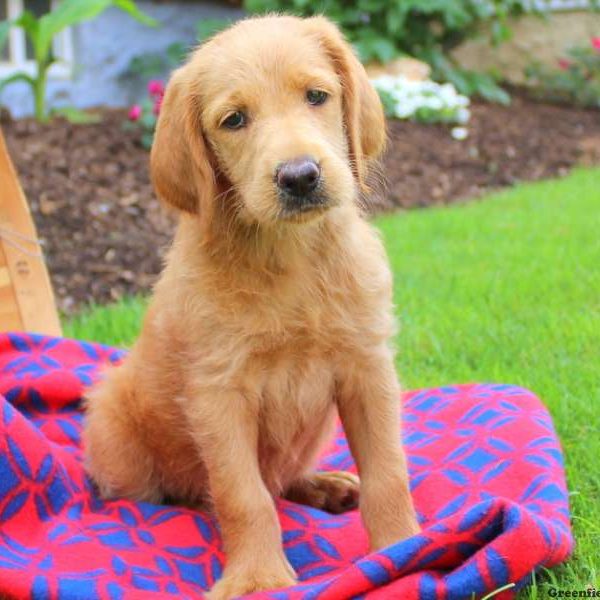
[276, 157, 321, 197]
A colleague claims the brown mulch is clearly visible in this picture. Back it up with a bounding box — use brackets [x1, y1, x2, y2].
[376, 95, 600, 209]
[2, 95, 599, 314]
[3, 110, 174, 314]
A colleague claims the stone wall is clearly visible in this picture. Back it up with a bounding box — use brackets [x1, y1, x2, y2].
[452, 10, 600, 85]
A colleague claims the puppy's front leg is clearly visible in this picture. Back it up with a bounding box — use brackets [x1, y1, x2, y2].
[336, 349, 420, 551]
[187, 390, 295, 600]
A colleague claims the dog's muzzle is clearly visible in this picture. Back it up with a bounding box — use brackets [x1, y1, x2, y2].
[275, 156, 327, 215]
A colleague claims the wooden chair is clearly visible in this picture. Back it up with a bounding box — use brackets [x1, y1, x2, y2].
[0, 127, 62, 336]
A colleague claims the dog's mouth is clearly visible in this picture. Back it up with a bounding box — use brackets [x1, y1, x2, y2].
[277, 188, 331, 222]
[279, 205, 329, 223]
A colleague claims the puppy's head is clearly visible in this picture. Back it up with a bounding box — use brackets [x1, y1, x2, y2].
[151, 16, 385, 228]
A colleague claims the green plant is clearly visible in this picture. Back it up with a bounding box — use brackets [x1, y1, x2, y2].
[123, 16, 231, 148]
[243, 0, 534, 104]
[125, 17, 230, 82]
[126, 41, 188, 82]
[0, 0, 156, 122]
[525, 37, 600, 108]
[196, 17, 231, 42]
[125, 79, 164, 149]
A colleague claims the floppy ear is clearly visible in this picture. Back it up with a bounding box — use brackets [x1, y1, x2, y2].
[150, 66, 216, 217]
[305, 16, 386, 190]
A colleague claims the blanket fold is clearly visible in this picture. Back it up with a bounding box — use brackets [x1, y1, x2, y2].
[0, 333, 572, 599]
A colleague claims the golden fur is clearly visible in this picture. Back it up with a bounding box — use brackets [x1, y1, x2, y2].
[83, 15, 419, 599]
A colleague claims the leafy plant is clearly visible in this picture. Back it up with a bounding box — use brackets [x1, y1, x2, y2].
[124, 16, 231, 148]
[52, 106, 103, 124]
[126, 41, 188, 82]
[421, 50, 511, 105]
[243, 0, 534, 104]
[0, 0, 157, 122]
[525, 37, 600, 108]
[126, 79, 164, 149]
[125, 17, 230, 82]
[196, 17, 230, 42]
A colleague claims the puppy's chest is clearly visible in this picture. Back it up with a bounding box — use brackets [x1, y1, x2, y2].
[243, 308, 339, 450]
[256, 354, 336, 470]
[248, 327, 336, 410]
[241, 281, 355, 353]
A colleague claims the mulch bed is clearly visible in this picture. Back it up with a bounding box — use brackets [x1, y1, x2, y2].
[2, 94, 599, 314]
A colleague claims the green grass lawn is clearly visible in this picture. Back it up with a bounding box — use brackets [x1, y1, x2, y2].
[64, 167, 600, 594]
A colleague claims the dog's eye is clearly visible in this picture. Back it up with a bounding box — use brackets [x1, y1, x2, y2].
[306, 90, 328, 106]
[222, 111, 247, 130]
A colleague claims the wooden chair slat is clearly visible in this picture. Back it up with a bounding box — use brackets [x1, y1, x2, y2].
[0, 127, 62, 336]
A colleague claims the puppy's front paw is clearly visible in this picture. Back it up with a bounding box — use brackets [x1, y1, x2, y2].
[285, 471, 360, 514]
[207, 557, 296, 600]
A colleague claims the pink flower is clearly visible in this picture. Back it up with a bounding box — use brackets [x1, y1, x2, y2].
[128, 104, 142, 121]
[147, 80, 165, 97]
[592, 37, 600, 52]
[558, 58, 571, 71]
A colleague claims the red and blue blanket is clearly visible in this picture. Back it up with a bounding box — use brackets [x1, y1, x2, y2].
[0, 333, 573, 599]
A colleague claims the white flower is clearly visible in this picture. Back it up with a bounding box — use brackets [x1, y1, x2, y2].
[372, 76, 395, 93]
[451, 127, 469, 140]
[424, 97, 443, 110]
[372, 73, 471, 125]
[395, 102, 416, 118]
[456, 107, 471, 124]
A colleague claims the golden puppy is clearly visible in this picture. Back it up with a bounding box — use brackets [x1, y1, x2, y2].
[83, 15, 420, 599]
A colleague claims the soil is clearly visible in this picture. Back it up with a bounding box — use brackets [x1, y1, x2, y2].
[2, 94, 599, 314]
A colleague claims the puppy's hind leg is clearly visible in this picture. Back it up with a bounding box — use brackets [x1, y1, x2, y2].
[83, 365, 163, 504]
